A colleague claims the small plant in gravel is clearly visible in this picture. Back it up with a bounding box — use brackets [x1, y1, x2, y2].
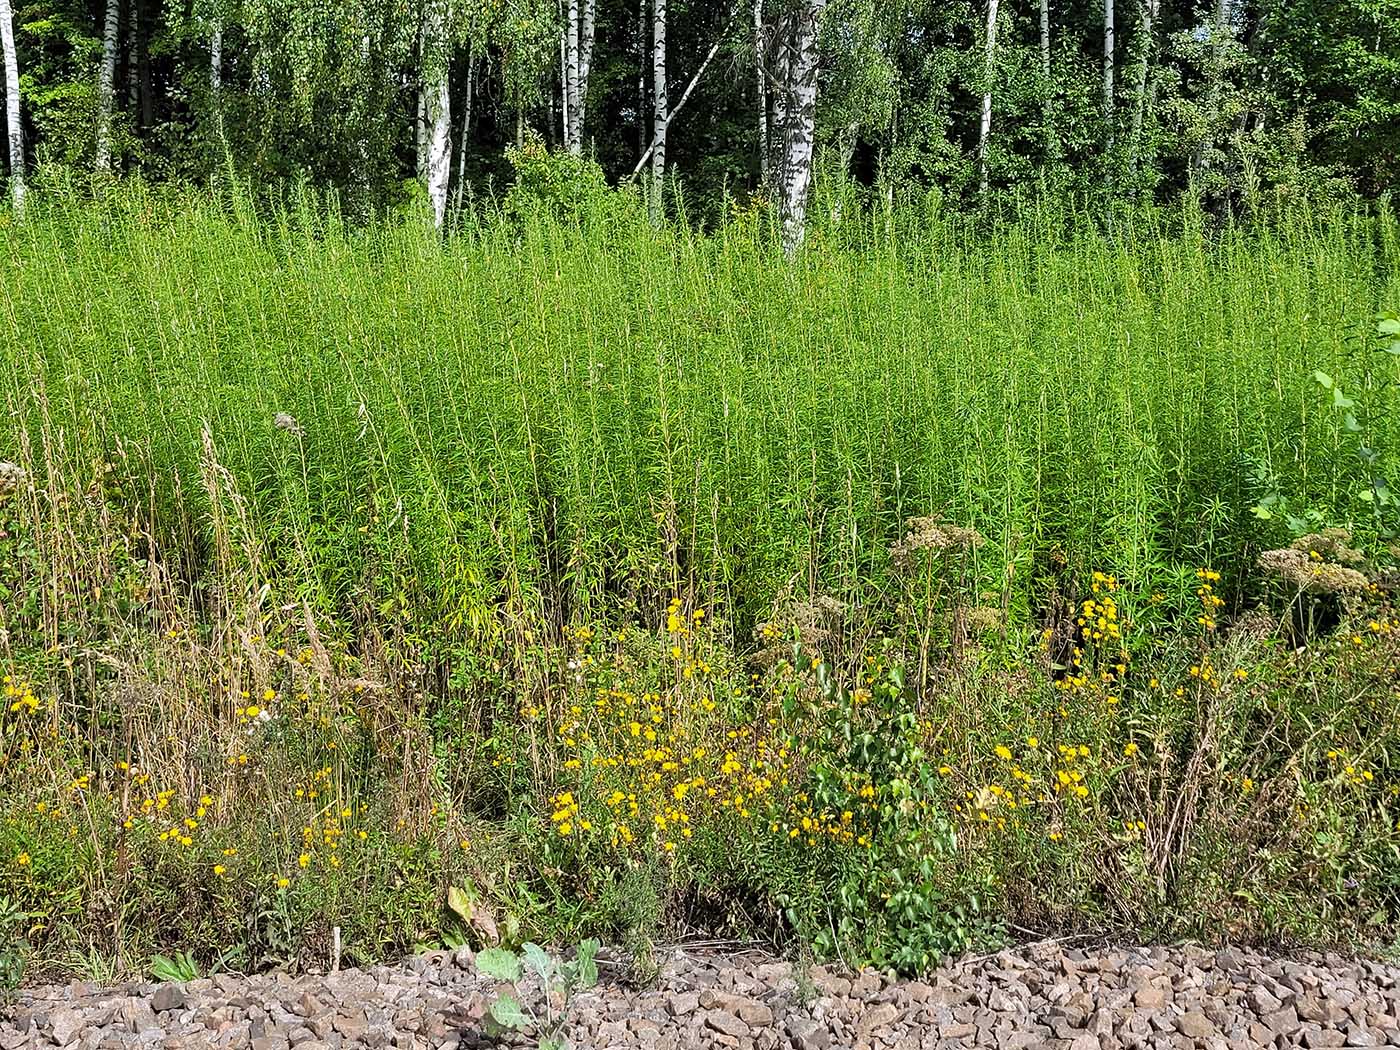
[149, 952, 200, 983]
[476, 940, 600, 1050]
[0, 896, 28, 1003]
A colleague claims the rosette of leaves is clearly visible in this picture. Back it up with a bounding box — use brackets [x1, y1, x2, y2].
[476, 939, 599, 1050]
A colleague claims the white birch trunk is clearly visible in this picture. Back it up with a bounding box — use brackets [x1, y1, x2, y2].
[1128, 0, 1158, 169]
[577, 0, 595, 150]
[566, 0, 580, 152]
[778, 0, 824, 256]
[769, 12, 790, 192]
[423, 1, 451, 229]
[453, 47, 475, 218]
[0, 0, 23, 213]
[96, 0, 120, 173]
[977, 0, 1000, 196]
[1039, 0, 1050, 79]
[210, 20, 224, 147]
[651, 0, 667, 222]
[1102, 0, 1115, 150]
[754, 0, 768, 191]
[1039, 0, 1057, 160]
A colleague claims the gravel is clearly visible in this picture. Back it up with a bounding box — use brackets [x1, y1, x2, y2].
[3, 941, 1398, 1049]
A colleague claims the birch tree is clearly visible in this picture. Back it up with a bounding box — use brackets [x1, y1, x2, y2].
[1039, 0, 1057, 159]
[423, 0, 451, 228]
[777, 0, 825, 255]
[651, 0, 667, 221]
[1102, 0, 1114, 151]
[977, 0, 999, 195]
[575, 0, 595, 149]
[452, 45, 476, 216]
[565, 0, 579, 150]
[209, 3, 225, 150]
[96, 0, 121, 173]
[0, 0, 22, 212]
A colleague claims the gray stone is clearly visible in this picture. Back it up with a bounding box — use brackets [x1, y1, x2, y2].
[150, 987, 185, 1015]
[785, 1018, 831, 1050]
[704, 1011, 751, 1040]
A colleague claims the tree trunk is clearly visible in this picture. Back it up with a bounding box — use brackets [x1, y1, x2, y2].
[754, 0, 768, 192]
[453, 46, 476, 218]
[977, 0, 1000, 196]
[424, 1, 451, 229]
[577, 0, 595, 150]
[768, 9, 790, 192]
[96, 0, 120, 173]
[0, 0, 23, 213]
[566, 0, 580, 152]
[210, 20, 224, 149]
[1102, 0, 1114, 151]
[778, 0, 824, 256]
[651, 0, 667, 222]
[1039, 0, 1056, 160]
[1127, 0, 1158, 170]
[630, 5, 741, 179]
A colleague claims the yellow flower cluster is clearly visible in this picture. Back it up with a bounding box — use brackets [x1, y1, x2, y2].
[1080, 572, 1122, 643]
[3, 675, 38, 715]
[1195, 568, 1224, 630]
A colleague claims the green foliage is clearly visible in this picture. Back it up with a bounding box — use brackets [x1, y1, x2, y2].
[148, 950, 200, 983]
[0, 896, 29, 1001]
[1, 197, 1399, 981]
[503, 135, 626, 224]
[780, 640, 995, 971]
[477, 940, 599, 1048]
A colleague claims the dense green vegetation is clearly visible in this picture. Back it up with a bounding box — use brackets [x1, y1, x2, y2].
[1, 0, 1399, 225]
[1, 191, 1399, 982]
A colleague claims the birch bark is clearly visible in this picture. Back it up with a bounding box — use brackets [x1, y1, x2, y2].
[0, 0, 23, 212]
[424, 0, 452, 229]
[778, 0, 825, 256]
[96, 0, 120, 173]
[1103, 0, 1115, 150]
[651, 0, 667, 221]
[977, 0, 1000, 196]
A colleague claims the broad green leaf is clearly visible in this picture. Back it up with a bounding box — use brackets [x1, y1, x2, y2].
[446, 885, 473, 925]
[488, 994, 530, 1030]
[521, 942, 554, 980]
[476, 947, 522, 982]
[1313, 370, 1333, 389]
[1333, 387, 1354, 409]
[1377, 317, 1400, 336]
[1344, 412, 1362, 432]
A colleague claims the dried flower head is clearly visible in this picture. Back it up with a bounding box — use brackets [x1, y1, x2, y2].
[1258, 547, 1368, 594]
[891, 516, 985, 570]
[274, 412, 305, 437]
[1289, 529, 1364, 565]
[753, 594, 847, 668]
[0, 460, 25, 495]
